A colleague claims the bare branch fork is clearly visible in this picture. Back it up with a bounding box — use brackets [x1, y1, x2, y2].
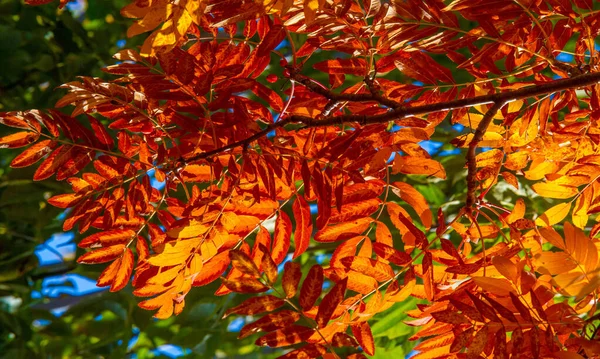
[183, 71, 600, 205]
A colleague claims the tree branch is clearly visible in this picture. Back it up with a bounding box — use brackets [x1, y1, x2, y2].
[183, 71, 600, 165]
[465, 101, 506, 210]
[287, 67, 404, 108]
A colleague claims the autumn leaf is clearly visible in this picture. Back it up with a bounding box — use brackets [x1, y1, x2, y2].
[223, 295, 285, 318]
[282, 261, 302, 298]
[292, 196, 312, 258]
[299, 265, 323, 311]
[316, 277, 347, 328]
[351, 321, 375, 356]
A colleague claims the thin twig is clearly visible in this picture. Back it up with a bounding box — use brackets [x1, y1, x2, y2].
[465, 101, 506, 210]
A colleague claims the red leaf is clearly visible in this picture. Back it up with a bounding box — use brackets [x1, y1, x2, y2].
[372, 242, 412, 266]
[239, 310, 300, 339]
[230, 249, 261, 278]
[299, 265, 323, 311]
[111, 248, 134, 292]
[223, 295, 285, 318]
[10, 140, 56, 168]
[33, 145, 71, 181]
[255, 325, 314, 348]
[314, 58, 368, 76]
[221, 277, 269, 293]
[316, 277, 347, 328]
[256, 25, 286, 58]
[78, 245, 125, 264]
[79, 229, 136, 248]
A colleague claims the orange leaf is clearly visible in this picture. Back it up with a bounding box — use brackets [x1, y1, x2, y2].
[111, 248, 134, 292]
[79, 229, 136, 248]
[299, 265, 323, 311]
[78, 245, 125, 264]
[472, 276, 515, 296]
[316, 278, 347, 328]
[193, 250, 230, 287]
[292, 195, 312, 258]
[97, 256, 120, 287]
[47, 193, 83, 209]
[391, 182, 432, 229]
[315, 217, 374, 243]
[375, 222, 393, 246]
[331, 236, 363, 268]
[372, 242, 412, 266]
[340, 256, 394, 281]
[223, 295, 285, 318]
[282, 261, 302, 298]
[10, 139, 56, 168]
[329, 198, 381, 223]
[313, 58, 367, 76]
[0, 131, 39, 149]
[492, 256, 518, 282]
[259, 244, 279, 284]
[179, 164, 213, 182]
[351, 321, 375, 356]
[272, 212, 292, 264]
[392, 156, 446, 179]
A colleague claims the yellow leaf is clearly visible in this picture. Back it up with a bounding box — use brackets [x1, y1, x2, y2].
[532, 182, 578, 199]
[149, 240, 196, 266]
[168, 221, 210, 239]
[455, 132, 504, 148]
[524, 159, 558, 181]
[535, 202, 571, 227]
[475, 149, 503, 168]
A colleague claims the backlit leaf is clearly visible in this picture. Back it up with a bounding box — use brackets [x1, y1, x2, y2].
[316, 277, 347, 328]
[292, 196, 312, 258]
[223, 295, 285, 318]
[299, 265, 323, 311]
[351, 321, 375, 356]
[282, 261, 302, 298]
